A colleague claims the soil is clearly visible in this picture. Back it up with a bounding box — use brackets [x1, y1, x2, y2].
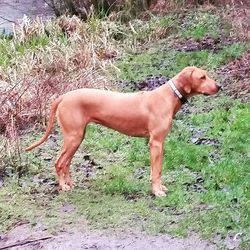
[218, 50, 250, 102]
[120, 76, 169, 92]
[174, 36, 241, 53]
[0, 224, 215, 250]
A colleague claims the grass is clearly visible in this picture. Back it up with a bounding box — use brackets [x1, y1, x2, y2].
[180, 11, 222, 39]
[1, 99, 249, 248]
[0, 6, 250, 250]
[116, 43, 249, 81]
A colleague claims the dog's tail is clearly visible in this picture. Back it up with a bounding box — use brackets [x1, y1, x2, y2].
[25, 96, 63, 151]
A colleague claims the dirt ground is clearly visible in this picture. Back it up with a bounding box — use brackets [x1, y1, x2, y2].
[0, 224, 215, 250]
[219, 50, 250, 102]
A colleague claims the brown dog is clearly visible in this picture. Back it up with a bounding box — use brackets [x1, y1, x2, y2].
[25, 66, 221, 197]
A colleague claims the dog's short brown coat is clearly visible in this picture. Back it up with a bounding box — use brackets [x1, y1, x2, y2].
[26, 66, 220, 196]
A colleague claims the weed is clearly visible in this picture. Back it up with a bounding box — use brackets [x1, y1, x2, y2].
[180, 12, 222, 39]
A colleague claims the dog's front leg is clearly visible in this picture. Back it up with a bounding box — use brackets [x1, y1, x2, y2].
[149, 137, 166, 197]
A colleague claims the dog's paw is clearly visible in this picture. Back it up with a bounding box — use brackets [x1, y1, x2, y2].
[152, 182, 167, 197]
[66, 180, 75, 188]
[60, 184, 72, 192]
[154, 189, 166, 197]
[161, 184, 168, 192]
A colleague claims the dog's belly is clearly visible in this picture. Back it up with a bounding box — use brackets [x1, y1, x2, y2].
[91, 114, 149, 137]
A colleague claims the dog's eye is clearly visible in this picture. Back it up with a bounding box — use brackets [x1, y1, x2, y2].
[200, 75, 206, 80]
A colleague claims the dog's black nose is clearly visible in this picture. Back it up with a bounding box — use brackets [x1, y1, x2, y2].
[217, 84, 223, 91]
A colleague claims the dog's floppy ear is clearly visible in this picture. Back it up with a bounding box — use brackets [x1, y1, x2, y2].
[178, 67, 196, 94]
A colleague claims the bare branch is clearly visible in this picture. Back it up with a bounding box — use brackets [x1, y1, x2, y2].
[0, 16, 17, 24]
[0, 236, 53, 250]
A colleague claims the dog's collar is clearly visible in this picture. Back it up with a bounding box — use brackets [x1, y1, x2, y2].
[168, 79, 188, 105]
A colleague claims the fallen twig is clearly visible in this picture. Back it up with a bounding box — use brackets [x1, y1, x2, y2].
[0, 236, 53, 250]
[0, 16, 16, 24]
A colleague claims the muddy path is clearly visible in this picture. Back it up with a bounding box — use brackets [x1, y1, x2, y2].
[0, 224, 215, 250]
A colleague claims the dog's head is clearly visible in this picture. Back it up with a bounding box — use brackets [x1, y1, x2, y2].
[176, 66, 221, 96]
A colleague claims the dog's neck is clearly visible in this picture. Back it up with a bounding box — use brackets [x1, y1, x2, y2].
[168, 79, 188, 105]
[155, 82, 185, 115]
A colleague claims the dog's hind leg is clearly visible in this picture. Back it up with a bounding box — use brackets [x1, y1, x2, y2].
[55, 130, 84, 191]
[55, 108, 87, 191]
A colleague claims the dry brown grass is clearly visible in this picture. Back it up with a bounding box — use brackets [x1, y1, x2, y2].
[226, 7, 250, 40]
[149, 0, 250, 14]
[0, 15, 122, 175]
[0, 12, 178, 174]
[47, 0, 151, 20]
[0, 15, 119, 139]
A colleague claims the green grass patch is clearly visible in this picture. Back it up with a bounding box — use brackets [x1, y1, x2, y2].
[1, 8, 250, 250]
[116, 42, 249, 82]
[1, 98, 249, 248]
[0, 34, 52, 68]
[180, 12, 222, 39]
